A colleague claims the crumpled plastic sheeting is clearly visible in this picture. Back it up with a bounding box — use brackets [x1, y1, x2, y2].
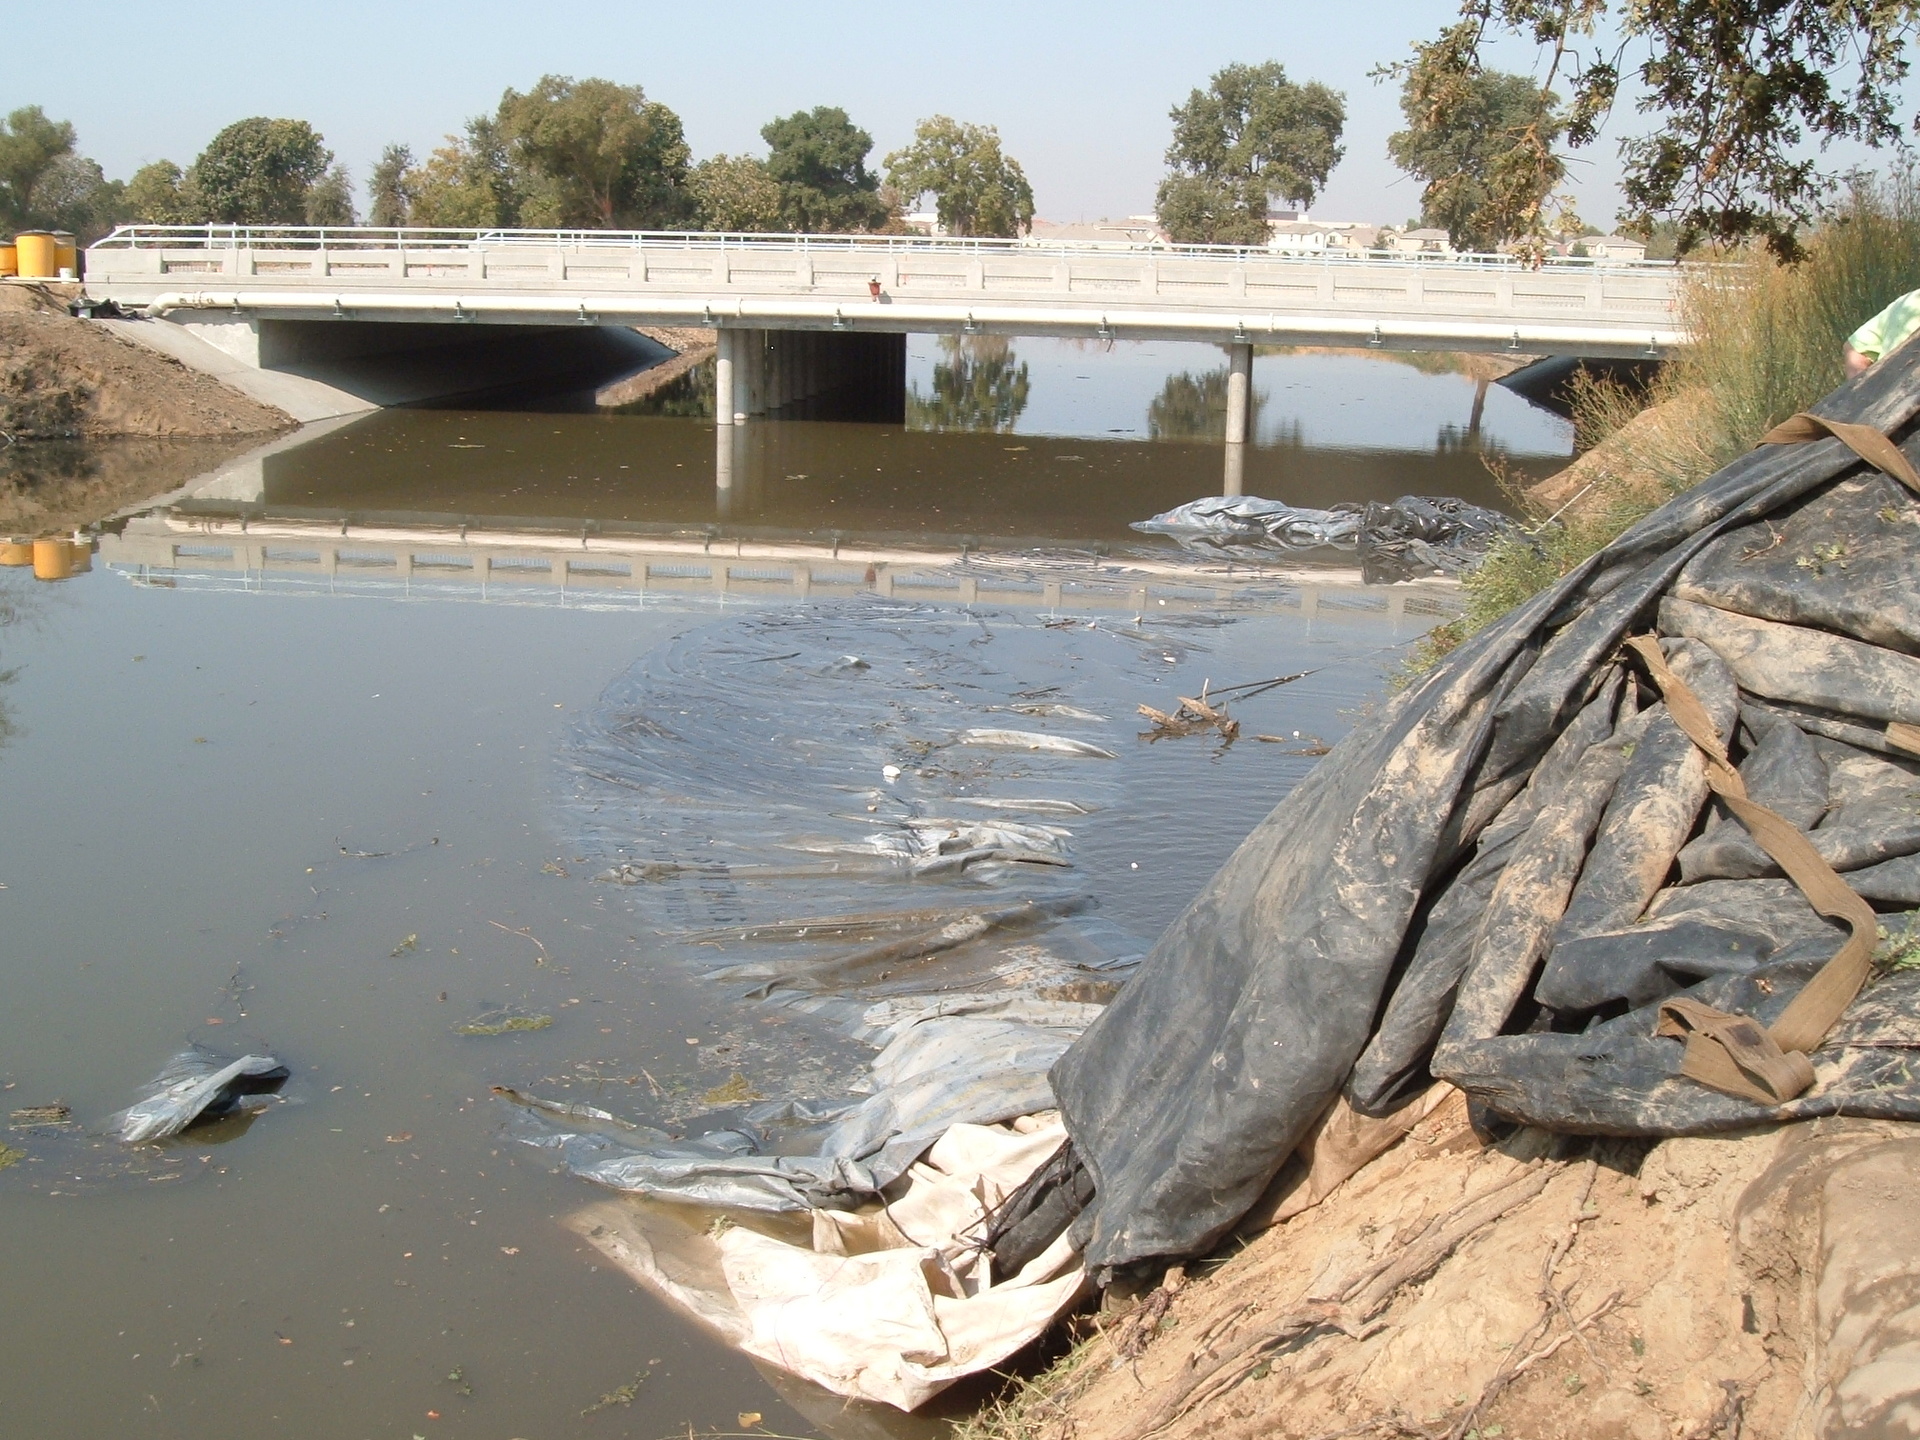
[508, 995, 1099, 1213]
[1052, 344, 1920, 1270]
[111, 1046, 290, 1144]
[1131, 493, 1511, 580]
[572, 1114, 1086, 1411]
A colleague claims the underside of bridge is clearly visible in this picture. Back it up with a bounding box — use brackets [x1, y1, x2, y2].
[715, 329, 906, 424]
[114, 313, 668, 420]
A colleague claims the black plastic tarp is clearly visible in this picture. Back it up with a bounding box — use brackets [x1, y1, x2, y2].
[1052, 347, 1920, 1271]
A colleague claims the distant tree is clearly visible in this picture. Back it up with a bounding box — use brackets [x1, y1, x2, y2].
[1637, 218, 1681, 261]
[32, 154, 126, 241]
[125, 161, 203, 223]
[1387, 68, 1566, 252]
[0, 108, 135, 240]
[872, 183, 912, 235]
[405, 119, 521, 228]
[689, 154, 784, 232]
[0, 105, 78, 230]
[1156, 63, 1346, 246]
[761, 106, 890, 233]
[189, 118, 332, 225]
[884, 117, 1034, 237]
[367, 143, 414, 226]
[495, 75, 691, 228]
[304, 164, 356, 225]
[907, 335, 1031, 432]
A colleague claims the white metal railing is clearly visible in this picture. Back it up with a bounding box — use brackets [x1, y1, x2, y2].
[88, 224, 1681, 275]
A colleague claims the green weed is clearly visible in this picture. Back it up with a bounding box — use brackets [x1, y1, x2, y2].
[1877, 914, 1920, 971]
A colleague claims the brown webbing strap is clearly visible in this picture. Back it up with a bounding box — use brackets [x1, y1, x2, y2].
[1623, 636, 1879, 1104]
[1760, 412, 1920, 495]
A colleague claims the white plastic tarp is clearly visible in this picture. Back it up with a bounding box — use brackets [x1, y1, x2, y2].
[574, 1114, 1087, 1411]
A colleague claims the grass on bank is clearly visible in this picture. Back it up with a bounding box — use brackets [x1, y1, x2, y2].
[1409, 168, 1920, 676]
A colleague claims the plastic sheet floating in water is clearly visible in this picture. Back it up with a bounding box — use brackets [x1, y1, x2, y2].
[111, 1046, 290, 1144]
[507, 992, 1097, 1215]
[1132, 493, 1510, 580]
[553, 598, 1161, 1007]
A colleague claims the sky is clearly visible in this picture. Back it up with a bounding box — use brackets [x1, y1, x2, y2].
[1, 1, 1899, 232]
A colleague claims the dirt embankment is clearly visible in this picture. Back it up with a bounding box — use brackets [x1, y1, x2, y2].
[596, 325, 717, 408]
[1521, 392, 1699, 521]
[992, 1099, 1920, 1440]
[0, 282, 292, 441]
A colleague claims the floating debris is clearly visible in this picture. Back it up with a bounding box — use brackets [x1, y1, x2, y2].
[1138, 691, 1239, 742]
[701, 1074, 761, 1106]
[111, 1047, 290, 1145]
[593, 861, 685, 885]
[9, 1104, 72, 1129]
[454, 1009, 554, 1037]
[956, 728, 1117, 758]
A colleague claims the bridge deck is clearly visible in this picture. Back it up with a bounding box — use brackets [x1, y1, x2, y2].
[86, 226, 1684, 358]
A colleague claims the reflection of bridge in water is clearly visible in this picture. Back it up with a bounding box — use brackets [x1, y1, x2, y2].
[100, 510, 1463, 628]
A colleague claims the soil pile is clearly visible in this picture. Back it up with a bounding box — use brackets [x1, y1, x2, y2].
[0, 283, 291, 440]
[998, 1105, 1920, 1440]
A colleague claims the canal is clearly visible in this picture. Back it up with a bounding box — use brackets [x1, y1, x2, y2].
[0, 336, 1569, 1439]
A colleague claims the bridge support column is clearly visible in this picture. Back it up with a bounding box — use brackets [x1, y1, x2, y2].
[715, 329, 740, 426]
[1223, 439, 1246, 498]
[1223, 342, 1251, 497]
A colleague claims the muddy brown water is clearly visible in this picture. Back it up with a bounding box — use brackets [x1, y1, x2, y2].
[0, 338, 1569, 1439]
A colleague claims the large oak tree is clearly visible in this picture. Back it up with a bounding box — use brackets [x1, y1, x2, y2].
[1155, 63, 1347, 246]
[884, 118, 1034, 238]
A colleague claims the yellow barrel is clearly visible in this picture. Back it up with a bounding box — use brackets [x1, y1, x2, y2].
[52, 232, 78, 277]
[0, 537, 33, 566]
[14, 232, 56, 278]
[32, 538, 73, 581]
[0, 244, 15, 277]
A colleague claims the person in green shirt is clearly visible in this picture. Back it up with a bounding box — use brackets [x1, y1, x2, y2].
[1844, 289, 1920, 375]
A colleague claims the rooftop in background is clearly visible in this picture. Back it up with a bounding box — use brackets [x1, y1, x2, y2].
[1024, 217, 1167, 247]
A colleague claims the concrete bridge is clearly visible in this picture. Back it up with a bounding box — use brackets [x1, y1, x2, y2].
[84, 225, 1684, 494]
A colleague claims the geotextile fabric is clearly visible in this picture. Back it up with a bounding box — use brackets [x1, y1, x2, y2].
[1051, 347, 1920, 1271]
